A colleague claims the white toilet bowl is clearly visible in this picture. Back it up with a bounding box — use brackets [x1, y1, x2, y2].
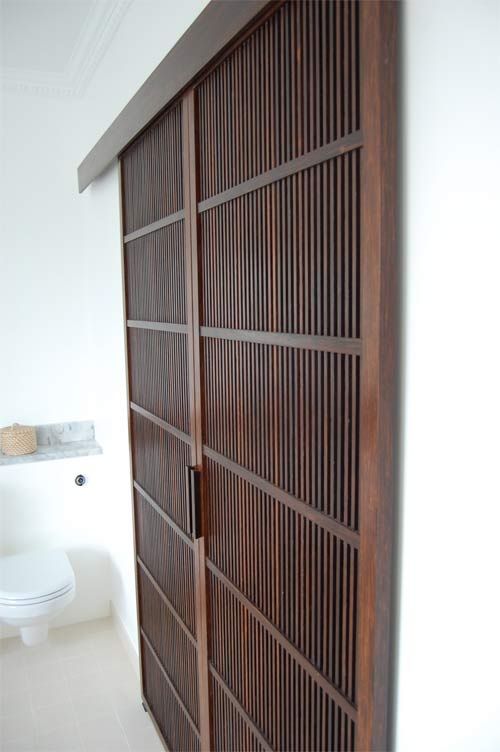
[0, 550, 75, 646]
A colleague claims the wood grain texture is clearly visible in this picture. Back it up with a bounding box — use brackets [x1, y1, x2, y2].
[138, 566, 200, 725]
[356, 2, 398, 750]
[210, 666, 272, 752]
[124, 222, 187, 324]
[197, 1, 360, 200]
[208, 569, 356, 751]
[128, 328, 190, 434]
[121, 102, 183, 234]
[197, 3, 368, 749]
[203, 340, 360, 530]
[142, 634, 201, 751]
[205, 456, 358, 701]
[199, 153, 361, 338]
[135, 490, 197, 636]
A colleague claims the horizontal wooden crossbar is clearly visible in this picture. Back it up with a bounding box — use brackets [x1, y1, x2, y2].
[203, 446, 360, 548]
[130, 402, 192, 446]
[123, 210, 185, 243]
[127, 321, 189, 334]
[201, 327, 361, 355]
[198, 131, 363, 212]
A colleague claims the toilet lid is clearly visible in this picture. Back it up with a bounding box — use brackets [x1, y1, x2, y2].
[0, 550, 75, 604]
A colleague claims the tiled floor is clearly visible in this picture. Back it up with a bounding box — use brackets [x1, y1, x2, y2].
[0, 617, 164, 752]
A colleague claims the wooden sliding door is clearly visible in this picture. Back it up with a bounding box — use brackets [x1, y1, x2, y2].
[197, 2, 361, 750]
[120, 2, 396, 751]
[121, 101, 206, 751]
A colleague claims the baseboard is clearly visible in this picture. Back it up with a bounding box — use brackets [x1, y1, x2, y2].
[110, 602, 140, 676]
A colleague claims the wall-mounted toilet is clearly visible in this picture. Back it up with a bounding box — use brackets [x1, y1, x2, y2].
[0, 550, 75, 646]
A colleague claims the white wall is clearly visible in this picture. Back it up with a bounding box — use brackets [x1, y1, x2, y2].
[0, 457, 110, 632]
[0, 0, 207, 647]
[396, 1, 500, 750]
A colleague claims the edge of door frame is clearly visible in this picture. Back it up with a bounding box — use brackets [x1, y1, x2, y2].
[357, 2, 399, 750]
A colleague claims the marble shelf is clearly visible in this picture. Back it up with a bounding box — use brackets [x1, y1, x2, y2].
[0, 421, 102, 467]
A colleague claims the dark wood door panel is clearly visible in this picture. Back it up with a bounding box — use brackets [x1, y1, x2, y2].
[208, 570, 356, 752]
[142, 636, 201, 752]
[121, 101, 184, 235]
[200, 153, 360, 339]
[128, 328, 190, 434]
[124, 222, 187, 324]
[138, 566, 200, 723]
[134, 490, 197, 635]
[202, 339, 360, 530]
[192, 1, 395, 750]
[210, 671, 270, 752]
[130, 411, 191, 533]
[197, 1, 359, 201]
[205, 456, 358, 703]
[121, 93, 208, 750]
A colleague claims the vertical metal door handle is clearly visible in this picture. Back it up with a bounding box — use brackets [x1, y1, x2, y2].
[185, 465, 202, 539]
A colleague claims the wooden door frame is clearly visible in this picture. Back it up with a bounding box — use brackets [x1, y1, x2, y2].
[101, 3, 398, 750]
[357, 3, 398, 749]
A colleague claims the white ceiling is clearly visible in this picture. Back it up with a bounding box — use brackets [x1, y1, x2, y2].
[0, 0, 132, 96]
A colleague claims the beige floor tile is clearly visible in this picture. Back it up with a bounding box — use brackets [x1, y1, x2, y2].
[66, 670, 107, 700]
[0, 688, 32, 716]
[0, 708, 36, 743]
[36, 720, 83, 752]
[62, 655, 103, 682]
[33, 700, 76, 736]
[99, 658, 136, 691]
[22, 643, 58, 668]
[0, 649, 26, 669]
[113, 696, 151, 738]
[28, 660, 65, 687]
[1, 734, 37, 751]
[47, 636, 95, 663]
[126, 722, 164, 752]
[29, 677, 69, 711]
[0, 661, 30, 694]
[91, 641, 127, 666]
[0, 618, 162, 751]
[77, 713, 130, 752]
[69, 686, 115, 725]
[108, 682, 141, 710]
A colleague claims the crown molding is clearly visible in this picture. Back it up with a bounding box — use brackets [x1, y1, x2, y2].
[1, 0, 132, 98]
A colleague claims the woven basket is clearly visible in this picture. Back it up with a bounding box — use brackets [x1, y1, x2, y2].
[1, 423, 37, 456]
